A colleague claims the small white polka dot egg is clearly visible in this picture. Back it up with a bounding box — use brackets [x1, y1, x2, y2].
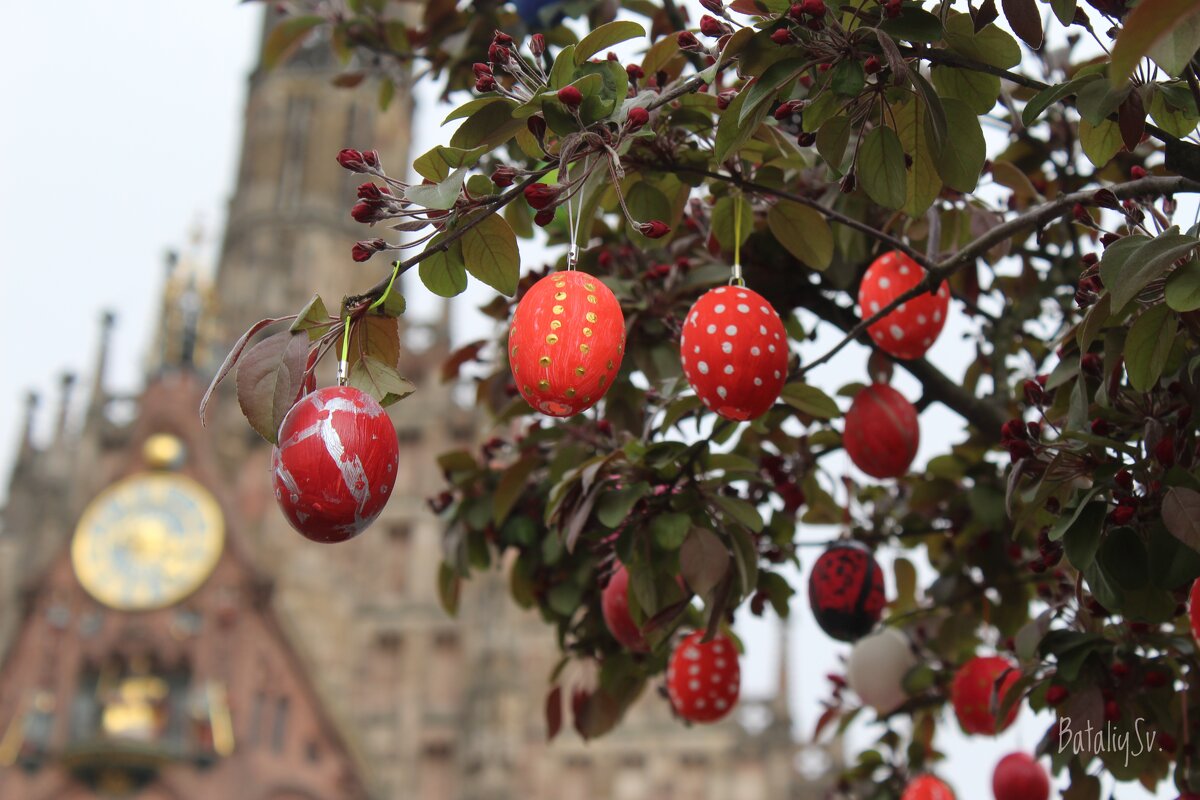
[666, 630, 740, 723]
[856, 250, 950, 361]
[679, 285, 787, 420]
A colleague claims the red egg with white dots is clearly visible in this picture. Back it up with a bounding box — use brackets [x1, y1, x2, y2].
[601, 563, 648, 653]
[843, 383, 920, 479]
[902, 775, 956, 800]
[271, 385, 399, 543]
[666, 631, 741, 723]
[857, 250, 949, 360]
[951, 655, 1022, 736]
[680, 285, 788, 420]
[509, 271, 625, 417]
[1190, 579, 1200, 644]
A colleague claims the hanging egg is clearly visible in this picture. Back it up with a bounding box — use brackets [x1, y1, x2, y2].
[680, 285, 788, 421]
[857, 250, 950, 360]
[901, 775, 956, 800]
[666, 631, 740, 723]
[843, 383, 920, 479]
[846, 627, 916, 715]
[992, 752, 1050, 800]
[951, 655, 1021, 735]
[509, 271, 625, 417]
[1190, 578, 1200, 643]
[808, 543, 886, 642]
[601, 563, 648, 653]
[272, 385, 399, 543]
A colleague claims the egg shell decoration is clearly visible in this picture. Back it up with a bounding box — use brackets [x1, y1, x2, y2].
[992, 752, 1050, 800]
[808, 543, 887, 642]
[843, 383, 920, 479]
[1190, 579, 1200, 643]
[601, 563, 649, 653]
[846, 627, 917, 715]
[272, 385, 399, 544]
[666, 631, 740, 723]
[680, 285, 788, 421]
[857, 250, 950, 360]
[951, 655, 1021, 735]
[901, 775, 956, 800]
[508, 271, 625, 417]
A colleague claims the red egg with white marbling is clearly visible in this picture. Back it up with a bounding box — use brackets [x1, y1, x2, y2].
[508, 271, 625, 417]
[857, 250, 950, 360]
[271, 385, 399, 543]
[666, 631, 740, 723]
[680, 285, 788, 420]
[951, 655, 1022, 735]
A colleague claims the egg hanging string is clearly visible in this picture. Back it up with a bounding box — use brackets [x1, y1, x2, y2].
[337, 314, 351, 386]
[730, 192, 745, 287]
[564, 155, 586, 270]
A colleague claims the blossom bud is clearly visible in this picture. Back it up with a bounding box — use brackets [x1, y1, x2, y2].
[638, 220, 671, 239]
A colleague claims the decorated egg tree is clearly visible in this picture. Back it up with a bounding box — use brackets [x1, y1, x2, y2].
[204, 0, 1200, 795]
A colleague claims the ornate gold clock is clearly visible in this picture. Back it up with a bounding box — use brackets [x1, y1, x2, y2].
[71, 472, 224, 611]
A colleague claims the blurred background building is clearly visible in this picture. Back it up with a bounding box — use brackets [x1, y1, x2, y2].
[0, 8, 834, 798]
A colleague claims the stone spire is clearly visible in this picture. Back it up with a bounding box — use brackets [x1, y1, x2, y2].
[87, 310, 116, 414]
[53, 373, 75, 446]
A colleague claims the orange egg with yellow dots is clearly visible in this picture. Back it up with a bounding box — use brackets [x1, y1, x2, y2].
[508, 271, 625, 417]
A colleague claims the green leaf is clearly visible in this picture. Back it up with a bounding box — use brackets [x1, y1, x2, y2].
[1049, 0, 1077, 26]
[1062, 502, 1106, 572]
[1002, 0, 1043, 48]
[943, 11, 1022, 69]
[815, 116, 852, 173]
[680, 528, 730, 597]
[262, 16, 324, 69]
[931, 65, 1000, 115]
[437, 562, 460, 615]
[1098, 233, 1151, 307]
[574, 21, 645, 64]
[412, 144, 489, 182]
[711, 495, 764, 533]
[461, 213, 520, 296]
[290, 294, 330, 340]
[651, 512, 692, 550]
[932, 98, 986, 193]
[1077, 292, 1112, 353]
[1110, 0, 1200, 85]
[1022, 74, 1102, 127]
[1166, 258, 1200, 311]
[831, 60, 865, 97]
[1148, 86, 1200, 138]
[716, 79, 772, 163]
[858, 126, 907, 210]
[492, 456, 538, 527]
[1125, 304, 1177, 392]
[892, 97, 943, 218]
[766, 201, 833, 269]
[910, 71, 947, 155]
[449, 99, 523, 149]
[780, 382, 840, 419]
[596, 482, 651, 528]
[404, 166, 468, 210]
[418, 237, 469, 298]
[739, 59, 805, 126]
[1076, 78, 1130, 126]
[1078, 118, 1123, 168]
[1106, 227, 1197, 310]
[347, 355, 416, 407]
[1148, 12, 1200, 76]
[879, 8, 944, 42]
[235, 330, 308, 443]
[1098, 526, 1149, 590]
[712, 194, 754, 251]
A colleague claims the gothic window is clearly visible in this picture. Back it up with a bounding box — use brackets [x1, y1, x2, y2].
[271, 696, 290, 753]
[277, 95, 313, 210]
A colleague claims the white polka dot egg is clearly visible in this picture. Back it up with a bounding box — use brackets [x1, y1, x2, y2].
[680, 285, 787, 420]
[666, 630, 740, 724]
[856, 250, 950, 361]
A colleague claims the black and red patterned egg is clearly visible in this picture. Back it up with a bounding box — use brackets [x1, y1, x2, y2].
[666, 631, 740, 723]
[680, 285, 788, 420]
[857, 250, 950, 360]
[843, 383, 920, 479]
[271, 385, 399, 543]
[509, 271, 625, 417]
[808, 543, 886, 642]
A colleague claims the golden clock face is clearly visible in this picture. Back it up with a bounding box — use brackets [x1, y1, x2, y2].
[71, 473, 225, 611]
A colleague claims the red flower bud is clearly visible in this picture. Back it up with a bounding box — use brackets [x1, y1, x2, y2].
[638, 220, 671, 239]
[626, 63, 645, 82]
[797, 131, 816, 147]
[473, 62, 493, 78]
[1091, 418, 1110, 436]
[627, 106, 650, 130]
[789, 3, 804, 18]
[864, 55, 881, 75]
[524, 183, 560, 210]
[885, 0, 902, 17]
[1115, 469, 1133, 490]
[1045, 685, 1069, 706]
[770, 28, 793, 45]
[351, 239, 388, 262]
[1104, 700, 1120, 722]
[1022, 379, 1045, 407]
[476, 75, 497, 93]
[493, 30, 514, 46]
[337, 148, 368, 172]
[1072, 202, 1093, 224]
[534, 208, 555, 227]
[488, 43, 510, 64]
[677, 31, 701, 51]
[800, 0, 826, 15]
[699, 14, 731, 37]
[557, 85, 584, 108]
[716, 90, 737, 110]
[774, 99, 802, 120]
[1154, 438, 1176, 468]
[350, 201, 380, 223]
[357, 182, 390, 200]
[1130, 165, 1147, 179]
[1080, 352, 1102, 375]
[1159, 732, 1177, 752]
[1110, 505, 1135, 525]
[1110, 661, 1131, 679]
[1143, 670, 1169, 688]
[530, 33, 546, 57]
[492, 166, 517, 188]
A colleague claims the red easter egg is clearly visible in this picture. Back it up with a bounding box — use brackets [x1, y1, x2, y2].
[951, 655, 1021, 735]
[857, 250, 950, 360]
[666, 631, 740, 723]
[992, 752, 1049, 800]
[508, 271, 625, 416]
[680, 285, 788, 420]
[843, 383, 920, 479]
[601, 563, 648, 653]
[809, 543, 886, 642]
[902, 775, 956, 800]
[271, 385, 399, 543]
[1190, 579, 1200, 643]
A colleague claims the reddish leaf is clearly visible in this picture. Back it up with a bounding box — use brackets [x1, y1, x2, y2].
[1117, 89, 1146, 153]
[235, 330, 309, 443]
[680, 528, 730, 598]
[1002, 0, 1044, 47]
[200, 315, 294, 424]
[441, 339, 487, 383]
[331, 71, 366, 88]
[970, 0, 1000, 31]
[1163, 487, 1200, 552]
[545, 686, 563, 741]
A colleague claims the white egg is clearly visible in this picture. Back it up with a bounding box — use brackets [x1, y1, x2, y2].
[847, 627, 918, 715]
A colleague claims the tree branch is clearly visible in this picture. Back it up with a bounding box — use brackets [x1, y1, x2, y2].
[801, 175, 1200, 375]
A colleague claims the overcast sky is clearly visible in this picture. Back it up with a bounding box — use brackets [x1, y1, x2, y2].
[0, 3, 1177, 798]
